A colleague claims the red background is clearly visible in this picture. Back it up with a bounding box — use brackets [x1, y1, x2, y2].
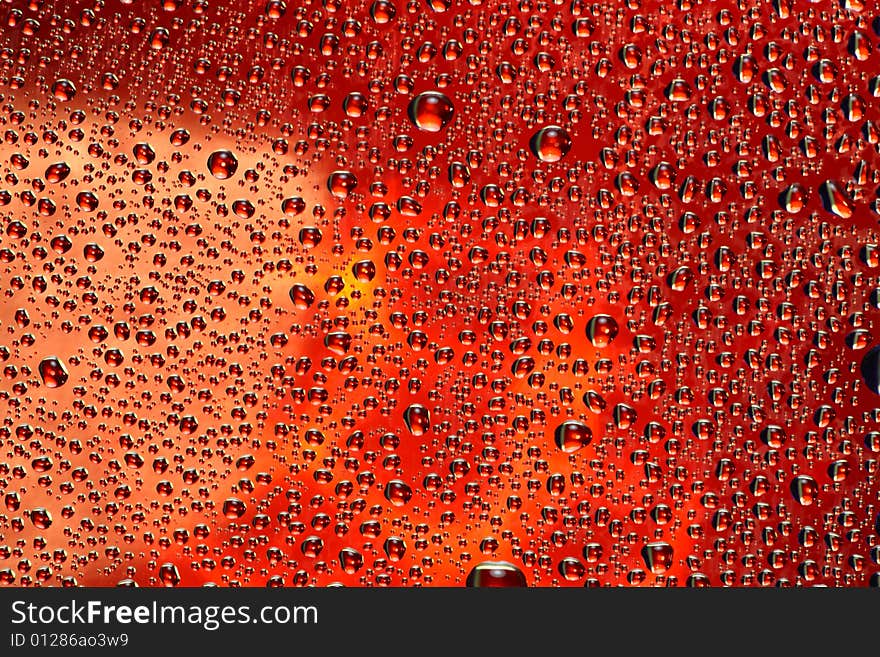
[0, 0, 879, 586]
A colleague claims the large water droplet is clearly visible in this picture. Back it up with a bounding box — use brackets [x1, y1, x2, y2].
[554, 420, 592, 453]
[52, 79, 76, 101]
[384, 480, 413, 506]
[351, 259, 376, 282]
[222, 497, 247, 519]
[207, 149, 238, 179]
[327, 170, 358, 199]
[529, 125, 571, 162]
[383, 537, 407, 561]
[407, 91, 454, 132]
[45, 162, 71, 183]
[403, 403, 430, 436]
[819, 180, 853, 219]
[465, 561, 527, 587]
[791, 475, 818, 506]
[289, 284, 315, 309]
[39, 356, 69, 388]
[861, 346, 880, 394]
[339, 548, 364, 574]
[586, 314, 619, 347]
[30, 508, 52, 529]
[641, 542, 674, 574]
[158, 563, 181, 586]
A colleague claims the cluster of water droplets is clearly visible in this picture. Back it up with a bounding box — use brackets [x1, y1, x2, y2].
[0, 0, 879, 587]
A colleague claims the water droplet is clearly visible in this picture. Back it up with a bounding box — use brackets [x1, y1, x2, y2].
[529, 125, 571, 162]
[158, 563, 180, 586]
[861, 346, 880, 394]
[38, 357, 69, 388]
[133, 142, 156, 165]
[52, 79, 76, 101]
[327, 170, 358, 199]
[383, 537, 407, 561]
[819, 180, 853, 219]
[45, 162, 70, 183]
[324, 332, 352, 355]
[351, 260, 376, 282]
[343, 92, 368, 117]
[780, 183, 808, 213]
[30, 508, 52, 529]
[403, 404, 430, 436]
[370, 0, 396, 24]
[466, 561, 527, 587]
[338, 548, 364, 574]
[407, 91, 454, 132]
[289, 284, 315, 309]
[650, 161, 676, 190]
[585, 314, 619, 347]
[384, 480, 413, 506]
[641, 542, 674, 574]
[222, 498, 247, 519]
[554, 420, 592, 453]
[170, 128, 190, 146]
[558, 557, 586, 581]
[301, 536, 324, 558]
[791, 475, 819, 506]
[207, 149, 238, 179]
